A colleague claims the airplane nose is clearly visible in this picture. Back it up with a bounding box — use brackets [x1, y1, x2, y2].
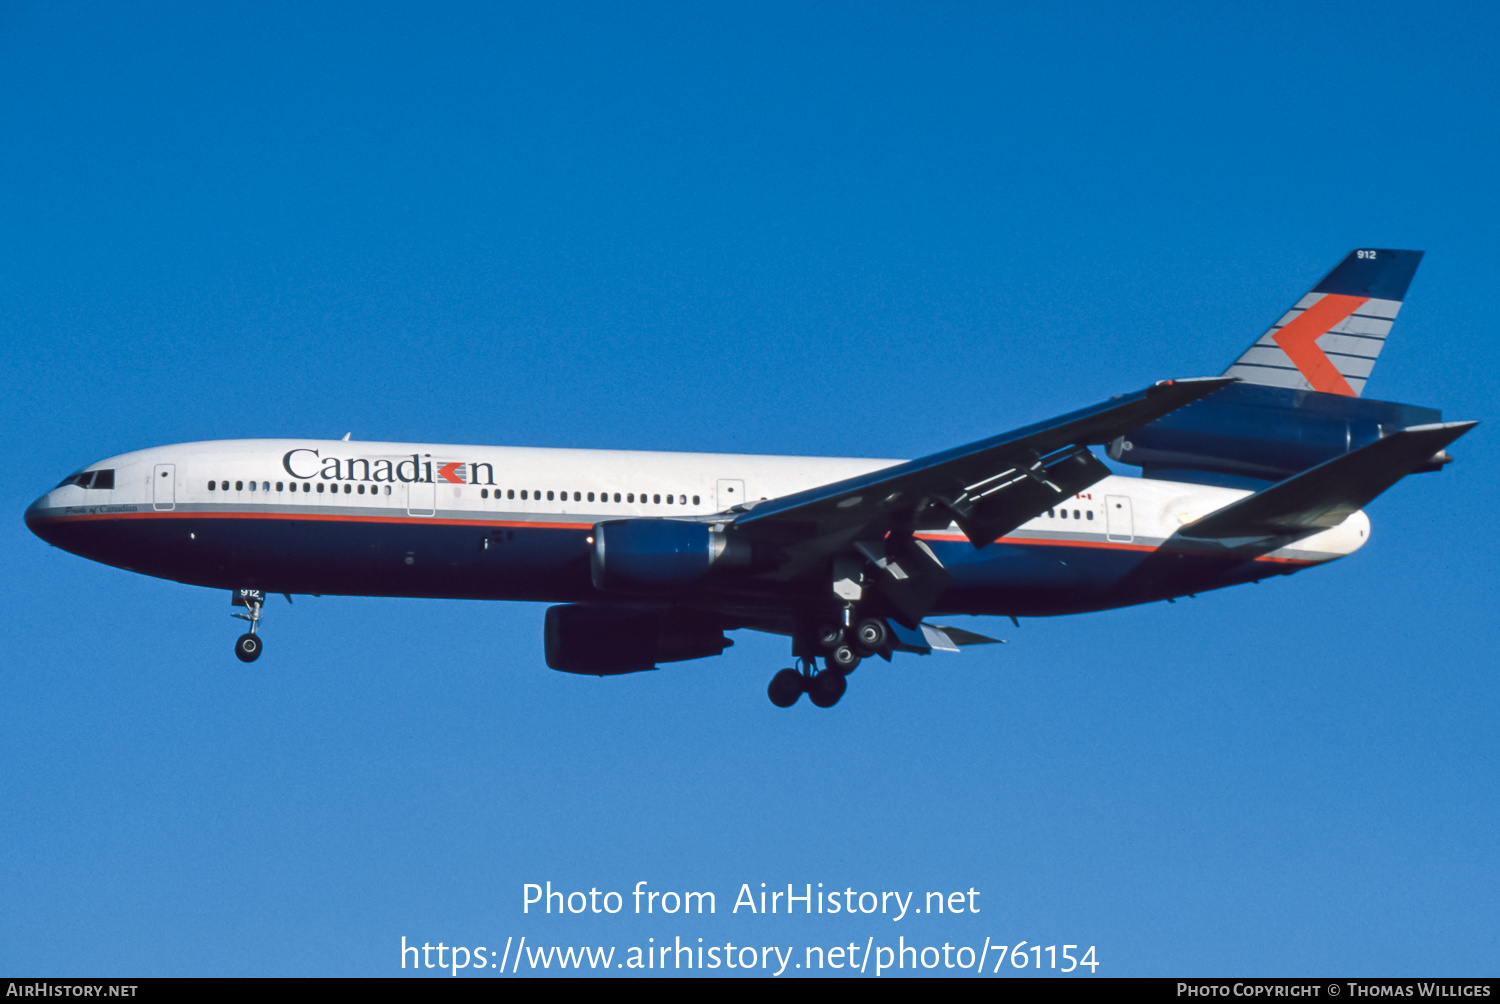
[25, 491, 59, 545]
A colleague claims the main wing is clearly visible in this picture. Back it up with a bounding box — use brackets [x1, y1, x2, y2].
[730, 377, 1232, 554]
[721, 377, 1232, 623]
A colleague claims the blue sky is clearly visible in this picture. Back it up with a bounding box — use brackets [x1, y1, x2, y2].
[2, 0, 1496, 977]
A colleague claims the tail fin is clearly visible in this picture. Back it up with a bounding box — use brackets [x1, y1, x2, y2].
[1222, 249, 1424, 397]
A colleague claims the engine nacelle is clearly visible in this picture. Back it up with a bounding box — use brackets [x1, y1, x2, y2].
[1108, 382, 1444, 485]
[590, 518, 750, 594]
[544, 603, 732, 675]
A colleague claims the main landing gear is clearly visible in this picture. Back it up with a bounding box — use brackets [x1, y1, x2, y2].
[767, 660, 848, 708]
[231, 589, 265, 663]
[766, 615, 892, 709]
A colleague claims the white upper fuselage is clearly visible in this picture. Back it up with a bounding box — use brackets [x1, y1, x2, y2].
[34, 438, 1371, 564]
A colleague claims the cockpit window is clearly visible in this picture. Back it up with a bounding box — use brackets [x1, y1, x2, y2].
[55, 469, 114, 490]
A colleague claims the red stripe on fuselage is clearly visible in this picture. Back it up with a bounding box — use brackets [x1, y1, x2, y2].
[919, 531, 1319, 566]
[32, 509, 596, 531]
[36, 510, 1323, 566]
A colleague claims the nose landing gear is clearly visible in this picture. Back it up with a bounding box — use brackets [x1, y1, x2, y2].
[231, 589, 265, 663]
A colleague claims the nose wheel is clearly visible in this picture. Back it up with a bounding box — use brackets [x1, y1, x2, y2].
[230, 589, 266, 663]
[234, 633, 263, 662]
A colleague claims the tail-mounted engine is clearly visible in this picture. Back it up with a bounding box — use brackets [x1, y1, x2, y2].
[1109, 382, 1446, 485]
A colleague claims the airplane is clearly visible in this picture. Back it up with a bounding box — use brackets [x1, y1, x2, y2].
[25, 248, 1476, 708]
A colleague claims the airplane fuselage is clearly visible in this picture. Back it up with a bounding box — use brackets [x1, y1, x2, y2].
[25, 438, 1369, 619]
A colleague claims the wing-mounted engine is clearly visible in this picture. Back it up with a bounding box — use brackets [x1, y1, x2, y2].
[544, 603, 732, 675]
[590, 519, 754, 594]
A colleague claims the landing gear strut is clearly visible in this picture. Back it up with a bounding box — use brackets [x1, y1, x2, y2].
[231, 589, 265, 663]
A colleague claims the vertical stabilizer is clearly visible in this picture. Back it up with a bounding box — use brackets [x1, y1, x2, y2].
[1222, 249, 1423, 397]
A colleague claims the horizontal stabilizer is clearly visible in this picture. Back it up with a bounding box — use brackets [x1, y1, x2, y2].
[1178, 421, 1477, 539]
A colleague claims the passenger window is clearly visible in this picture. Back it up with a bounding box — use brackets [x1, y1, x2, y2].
[653, 494, 661, 504]
[357, 484, 365, 495]
[1073, 509, 1080, 519]
[1059, 508, 1066, 518]
[614, 493, 621, 502]
[508, 490, 515, 499]
[587, 492, 594, 502]
[666, 494, 673, 505]
[235, 481, 244, 491]
[1086, 510, 1094, 520]
[480, 488, 487, 498]
[521, 490, 528, 500]
[208, 481, 216, 491]
[316, 483, 324, 493]
[1047, 509, 1054, 517]
[692, 495, 700, 505]
[627, 493, 634, 503]
[276, 482, 283, 491]
[304, 482, 312, 492]
[547, 491, 554, 501]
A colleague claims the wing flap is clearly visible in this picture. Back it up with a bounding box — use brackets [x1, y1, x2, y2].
[889, 621, 1005, 654]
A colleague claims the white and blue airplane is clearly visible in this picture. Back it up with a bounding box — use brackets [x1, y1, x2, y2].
[26, 250, 1474, 707]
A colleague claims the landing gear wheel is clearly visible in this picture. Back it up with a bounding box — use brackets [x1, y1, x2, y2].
[829, 644, 862, 674]
[234, 633, 262, 663]
[815, 623, 844, 650]
[852, 617, 889, 655]
[808, 670, 847, 708]
[767, 668, 804, 708]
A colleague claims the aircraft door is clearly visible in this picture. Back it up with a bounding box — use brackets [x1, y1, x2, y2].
[1105, 495, 1133, 542]
[716, 479, 745, 511]
[407, 480, 436, 516]
[153, 463, 175, 511]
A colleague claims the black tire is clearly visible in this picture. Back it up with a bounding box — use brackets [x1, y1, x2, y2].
[234, 633, 262, 663]
[815, 623, 844, 649]
[808, 670, 847, 708]
[829, 644, 861, 673]
[853, 617, 889, 655]
[767, 668, 803, 707]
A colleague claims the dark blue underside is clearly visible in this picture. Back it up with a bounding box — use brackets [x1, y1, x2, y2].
[32, 515, 1305, 618]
